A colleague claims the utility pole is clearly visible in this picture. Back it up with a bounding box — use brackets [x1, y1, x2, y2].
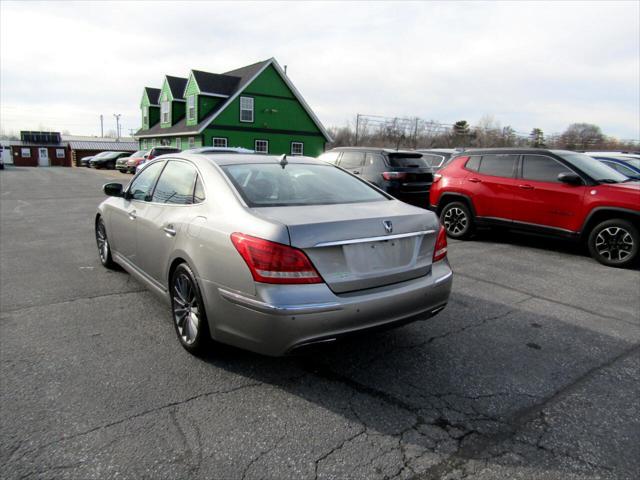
[354, 113, 360, 146]
[113, 114, 121, 141]
[100, 115, 104, 137]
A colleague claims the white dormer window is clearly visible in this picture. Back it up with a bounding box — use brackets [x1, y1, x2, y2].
[187, 95, 196, 121]
[143, 106, 148, 126]
[161, 101, 170, 124]
[240, 96, 254, 123]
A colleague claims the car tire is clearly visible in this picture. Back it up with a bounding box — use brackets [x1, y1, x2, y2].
[170, 263, 211, 356]
[95, 217, 117, 269]
[440, 201, 475, 239]
[587, 219, 639, 268]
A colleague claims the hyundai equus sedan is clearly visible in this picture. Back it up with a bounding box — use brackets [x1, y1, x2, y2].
[96, 153, 452, 356]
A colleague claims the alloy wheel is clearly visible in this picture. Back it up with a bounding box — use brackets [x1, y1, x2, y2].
[173, 273, 200, 345]
[96, 220, 109, 263]
[443, 207, 468, 235]
[595, 226, 634, 262]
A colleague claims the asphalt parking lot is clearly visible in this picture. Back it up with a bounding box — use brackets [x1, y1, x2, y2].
[1, 166, 639, 480]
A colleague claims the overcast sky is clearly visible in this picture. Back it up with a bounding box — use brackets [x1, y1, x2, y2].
[1, 1, 638, 140]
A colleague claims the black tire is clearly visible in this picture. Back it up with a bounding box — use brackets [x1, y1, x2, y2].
[95, 217, 117, 269]
[587, 219, 639, 268]
[440, 201, 475, 239]
[170, 263, 211, 355]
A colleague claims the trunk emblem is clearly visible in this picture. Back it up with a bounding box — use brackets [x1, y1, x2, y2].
[383, 220, 393, 234]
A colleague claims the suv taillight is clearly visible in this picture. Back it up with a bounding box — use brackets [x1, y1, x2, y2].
[382, 172, 407, 181]
[433, 226, 448, 262]
[433, 173, 442, 183]
[230, 233, 323, 284]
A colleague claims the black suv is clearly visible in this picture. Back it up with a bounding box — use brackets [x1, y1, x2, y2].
[318, 147, 434, 208]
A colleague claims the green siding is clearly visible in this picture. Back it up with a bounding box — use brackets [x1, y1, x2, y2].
[202, 128, 324, 157]
[243, 65, 295, 98]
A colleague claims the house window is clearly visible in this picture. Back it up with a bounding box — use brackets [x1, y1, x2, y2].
[240, 96, 254, 122]
[213, 137, 227, 148]
[21, 148, 31, 157]
[143, 106, 148, 126]
[56, 149, 65, 158]
[160, 138, 171, 146]
[188, 137, 195, 149]
[176, 138, 181, 150]
[255, 139, 268, 154]
[187, 95, 196, 121]
[151, 139, 156, 147]
[291, 142, 304, 156]
[142, 139, 148, 149]
[161, 101, 170, 123]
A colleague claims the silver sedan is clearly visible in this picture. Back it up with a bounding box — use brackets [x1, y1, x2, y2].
[96, 153, 452, 356]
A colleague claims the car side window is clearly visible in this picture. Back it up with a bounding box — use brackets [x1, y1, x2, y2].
[317, 152, 340, 164]
[464, 156, 481, 171]
[366, 153, 385, 168]
[521, 155, 571, 183]
[193, 175, 205, 203]
[128, 161, 165, 201]
[602, 161, 634, 177]
[478, 154, 517, 178]
[339, 152, 365, 169]
[152, 161, 198, 205]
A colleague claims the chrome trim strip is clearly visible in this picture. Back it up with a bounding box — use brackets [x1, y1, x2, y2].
[314, 230, 435, 248]
[218, 288, 343, 315]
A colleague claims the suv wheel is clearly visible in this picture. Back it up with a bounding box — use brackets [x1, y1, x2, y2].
[588, 219, 639, 268]
[440, 201, 475, 239]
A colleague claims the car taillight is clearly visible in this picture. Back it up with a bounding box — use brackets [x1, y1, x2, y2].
[433, 225, 448, 262]
[433, 173, 442, 183]
[230, 233, 323, 284]
[382, 172, 407, 181]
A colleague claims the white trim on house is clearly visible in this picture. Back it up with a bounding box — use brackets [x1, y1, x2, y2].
[212, 137, 228, 147]
[176, 138, 182, 150]
[187, 94, 196, 121]
[200, 92, 230, 98]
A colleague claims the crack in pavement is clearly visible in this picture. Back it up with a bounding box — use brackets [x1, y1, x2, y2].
[2, 381, 263, 470]
[456, 272, 639, 325]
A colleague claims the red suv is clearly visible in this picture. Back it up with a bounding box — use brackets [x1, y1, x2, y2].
[430, 149, 640, 267]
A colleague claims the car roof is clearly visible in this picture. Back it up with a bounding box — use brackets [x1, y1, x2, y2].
[162, 153, 327, 167]
[327, 146, 420, 155]
[416, 148, 457, 153]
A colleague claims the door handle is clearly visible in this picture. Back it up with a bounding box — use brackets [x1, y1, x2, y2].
[163, 225, 176, 237]
[128, 210, 137, 220]
[518, 184, 534, 190]
[468, 177, 481, 183]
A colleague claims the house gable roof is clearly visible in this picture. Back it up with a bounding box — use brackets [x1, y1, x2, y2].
[165, 76, 188, 101]
[144, 87, 160, 106]
[136, 58, 331, 141]
[191, 70, 240, 97]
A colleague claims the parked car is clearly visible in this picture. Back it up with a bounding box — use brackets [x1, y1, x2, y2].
[416, 149, 459, 170]
[124, 150, 149, 174]
[430, 148, 640, 267]
[96, 153, 452, 356]
[115, 152, 139, 173]
[135, 146, 182, 173]
[90, 151, 132, 169]
[184, 147, 255, 154]
[317, 147, 434, 208]
[81, 155, 96, 167]
[587, 154, 640, 180]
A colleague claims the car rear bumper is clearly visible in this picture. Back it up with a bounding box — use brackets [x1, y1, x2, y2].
[203, 259, 452, 356]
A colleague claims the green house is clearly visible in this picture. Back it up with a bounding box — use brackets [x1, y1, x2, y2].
[135, 58, 331, 156]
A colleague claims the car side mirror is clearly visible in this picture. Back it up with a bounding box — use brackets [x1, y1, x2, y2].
[103, 182, 124, 197]
[558, 172, 583, 185]
[143, 154, 149, 159]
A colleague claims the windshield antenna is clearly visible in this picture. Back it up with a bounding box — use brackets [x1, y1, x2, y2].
[279, 154, 288, 169]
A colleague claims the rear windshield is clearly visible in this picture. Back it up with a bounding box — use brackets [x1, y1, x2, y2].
[387, 154, 430, 168]
[222, 163, 388, 207]
[130, 150, 146, 157]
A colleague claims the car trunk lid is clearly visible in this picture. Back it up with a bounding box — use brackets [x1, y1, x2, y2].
[253, 201, 438, 293]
